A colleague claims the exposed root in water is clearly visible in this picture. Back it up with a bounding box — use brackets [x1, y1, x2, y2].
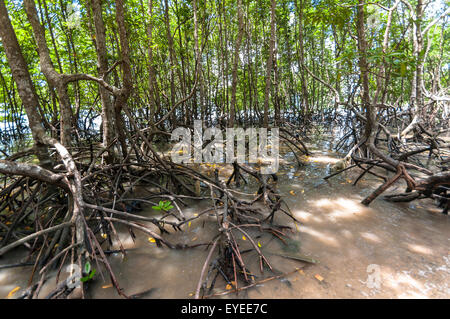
[323, 108, 449, 214]
[0, 123, 310, 299]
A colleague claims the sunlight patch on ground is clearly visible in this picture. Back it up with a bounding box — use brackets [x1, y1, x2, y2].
[340, 229, 353, 239]
[360, 232, 381, 244]
[0, 271, 8, 285]
[436, 255, 450, 273]
[312, 197, 369, 221]
[406, 243, 433, 256]
[300, 226, 340, 247]
[381, 269, 430, 298]
[293, 210, 323, 223]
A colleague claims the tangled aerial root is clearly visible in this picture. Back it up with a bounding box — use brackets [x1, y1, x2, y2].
[0, 124, 312, 299]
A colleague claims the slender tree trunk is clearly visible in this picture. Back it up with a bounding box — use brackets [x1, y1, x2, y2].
[401, 0, 424, 137]
[273, 36, 281, 125]
[0, 0, 51, 167]
[263, 0, 276, 128]
[229, 0, 245, 127]
[147, 0, 159, 125]
[193, 0, 202, 125]
[356, 0, 374, 141]
[0, 0, 86, 286]
[295, 0, 309, 118]
[218, 0, 227, 120]
[112, 0, 133, 160]
[164, 0, 177, 126]
[23, 0, 73, 147]
[90, 0, 115, 162]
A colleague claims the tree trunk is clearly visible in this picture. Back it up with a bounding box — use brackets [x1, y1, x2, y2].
[113, 0, 132, 160]
[0, 0, 86, 288]
[23, 0, 73, 147]
[164, 0, 177, 126]
[295, 0, 309, 118]
[90, 0, 115, 162]
[0, 0, 51, 168]
[147, 0, 159, 125]
[356, 0, 374, 141]
[229, 0, 245, 127]
[402, 0, 424, 138]
[263, 0, 276, 128]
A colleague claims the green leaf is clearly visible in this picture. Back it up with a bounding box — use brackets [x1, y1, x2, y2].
[80, 276, 90, 282]
[84, 261, 91, 274]
[152, 206, 161, 210]
[88, 268, 96, 279]
[400, 63, 407, 77]
[80, 268, 96, 282]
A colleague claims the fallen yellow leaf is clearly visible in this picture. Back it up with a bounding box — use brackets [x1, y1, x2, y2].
[148, 237, 156, 243]
[188, 221, 192, 228]
[192, 236, 198, 241]
[101, 233, 107, 239]
[6, 286, 20, 298]
[257, 241, 262, 248]
[314, 274, 324, 282]
[242, 235, 246, 241]
[290, 190, 296, 195]
[102, 284, 113, 289]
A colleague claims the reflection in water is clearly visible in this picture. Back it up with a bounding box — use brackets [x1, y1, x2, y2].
[305, 156, 341, 164]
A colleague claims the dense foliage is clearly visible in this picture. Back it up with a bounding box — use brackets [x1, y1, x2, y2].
[0, 0, 448, 151]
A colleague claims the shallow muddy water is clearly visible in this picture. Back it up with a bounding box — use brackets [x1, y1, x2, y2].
[1, 130, 449, 299]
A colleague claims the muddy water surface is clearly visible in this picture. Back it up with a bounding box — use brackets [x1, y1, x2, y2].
[1, 132, 449, 299]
